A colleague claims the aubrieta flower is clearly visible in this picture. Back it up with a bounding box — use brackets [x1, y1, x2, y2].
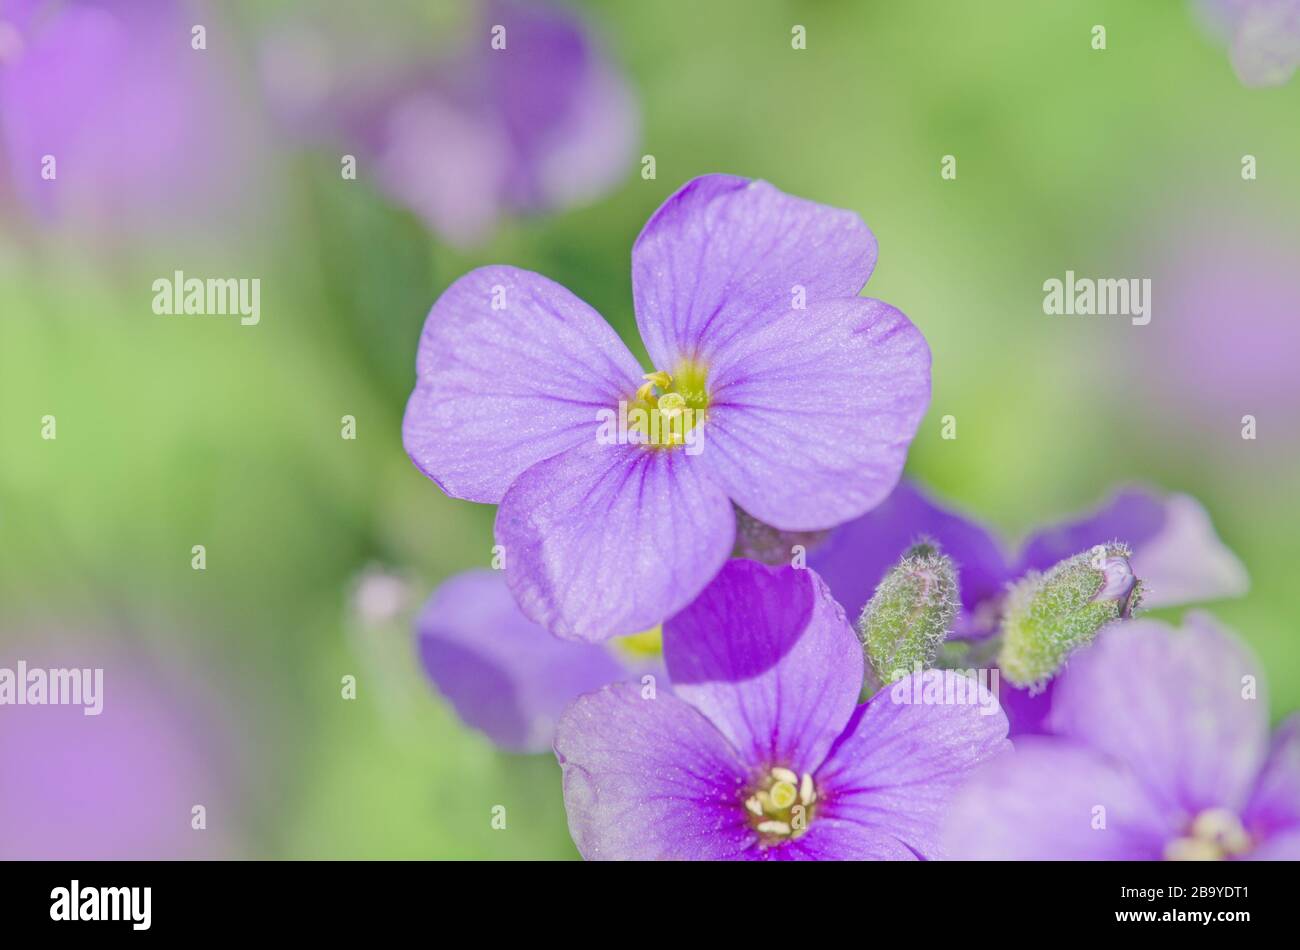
[416, 569, 639, 753]
[404, 174, 931, 642]
[263, 0, 637, 246]
[553, 559, 1009, 860]
[787, 481, 1247, 733]
[945, 614, 1300, 860]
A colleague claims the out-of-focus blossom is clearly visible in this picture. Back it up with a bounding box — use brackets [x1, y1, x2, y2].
[1132, 211, 1300, 438]
[1199, 0, 1300, 86]
[0, 0, 257, 236]
[0, 634, 238, 859]
[415, 569, 634, 754]
[404, 174, 930, 642]
[553, 559, 1009, 860]
[794, 480, 1246, 734]
[262, 0, 638, 246]
[946, 614, 1300, 860]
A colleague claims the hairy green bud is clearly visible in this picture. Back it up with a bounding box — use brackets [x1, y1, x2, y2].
[857, 541, 959, 688]
[997, 542, 1142, 690]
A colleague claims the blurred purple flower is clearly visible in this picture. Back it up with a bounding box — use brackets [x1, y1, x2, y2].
[264, 0, 637, 246]
[553, 559, 1009, 860]
[1199, 0, 1300, 86]
[0, 0, 255, 234]
[797, 481, 1246, 734]
[0, 634, 237, 859]
[945, 614, 1299, 860]
[415, 569, 633, 753]
[403, 174, 930, 642]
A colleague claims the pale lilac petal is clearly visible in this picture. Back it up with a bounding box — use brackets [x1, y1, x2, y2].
[497, 440, 734, 642]
[695, 296, 930, 531]
[814, 671, 1011, 859]
[1048, 615, 1269, 817]
[1230, 0, 1300, 87]
[553, 684, 755, 860]
[416, 570, 626, 753]
[944, 738, 1174, 860]
[1017, 487, 1248, 608]
[631, 175, 878, 370]
[403, 265, 643, 504]
[1246, 828, 1300, 859]
[1242, 714, 1300, 841]
[807, 480, 1013, 638]
[664, 560, 862, 775]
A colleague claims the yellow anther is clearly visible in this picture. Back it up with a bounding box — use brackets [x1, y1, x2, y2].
[744, 796, 764, 817]
[799, 773, 816, 806]
[1164, 808, 1253, 861]
[756, 820, 791, 836]
[771, 767, 798, 784]
[642, 370, 672, 389]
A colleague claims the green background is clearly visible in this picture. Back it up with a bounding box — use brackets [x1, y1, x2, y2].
[1, 0, 1296, 858]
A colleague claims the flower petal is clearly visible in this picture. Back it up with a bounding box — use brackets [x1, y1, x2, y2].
[631, 175, 878, 370]
[807, 480, 1013, 637]
[814, 670, 1011, 859]
[553, 683, 755, 860]
[1243, 714, 1300, 842]
[944, 738, 1173, 860]
[696, 296, 930, 531]
[760, 821, 918, 861]
[416, 570, 627, 753]
[1017, 487, 1248, 609]
[496, 440, 735, 642]
[663, 560, 862, 775]
[403, 265, 643, 504]
[1048, 614, 1269, 817]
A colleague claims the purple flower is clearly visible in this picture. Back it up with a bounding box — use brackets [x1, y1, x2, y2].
[0, 634, 239, 859]
[1199, 0, 1300, 86]
[552, 559, 1009, 860]
[416, 570, 635, 753]
[0, 0, 256, 234]
[263, 0, 637, 246]
[945, 614, 1300, 860]
[800, 481, 1246, 734]
[403, 174, 931, 642]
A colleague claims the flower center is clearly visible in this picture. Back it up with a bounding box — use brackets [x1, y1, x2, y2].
[1163, 808, 1253, 861]
[627, 361, 708, 449]
[744, 766, 818, 844]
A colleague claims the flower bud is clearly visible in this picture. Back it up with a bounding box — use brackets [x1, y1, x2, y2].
[997, 542, 1143, 689]
[857, 541, 959, 687]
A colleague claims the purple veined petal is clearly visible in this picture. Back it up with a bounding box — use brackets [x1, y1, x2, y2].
[944, 737, 1174, 860]
[1016, 487, 1248, 609]
[553, 683, 755, 860]
[663, 560, 862, 775]
[814, 670, 1011, 859]
[759, 820, 918, 861]
[1048, 614, 1269, 818]
[631, 175, 878, 371]
[496, 439, 735, 642]
[403, 265, 644, 505]
[695, 296, 931, 532]
[807, 480, 1013, 638]
[1242, 714, 1300, 843]
[415, 570, 627, 754]
[483, 0, 637, 212]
